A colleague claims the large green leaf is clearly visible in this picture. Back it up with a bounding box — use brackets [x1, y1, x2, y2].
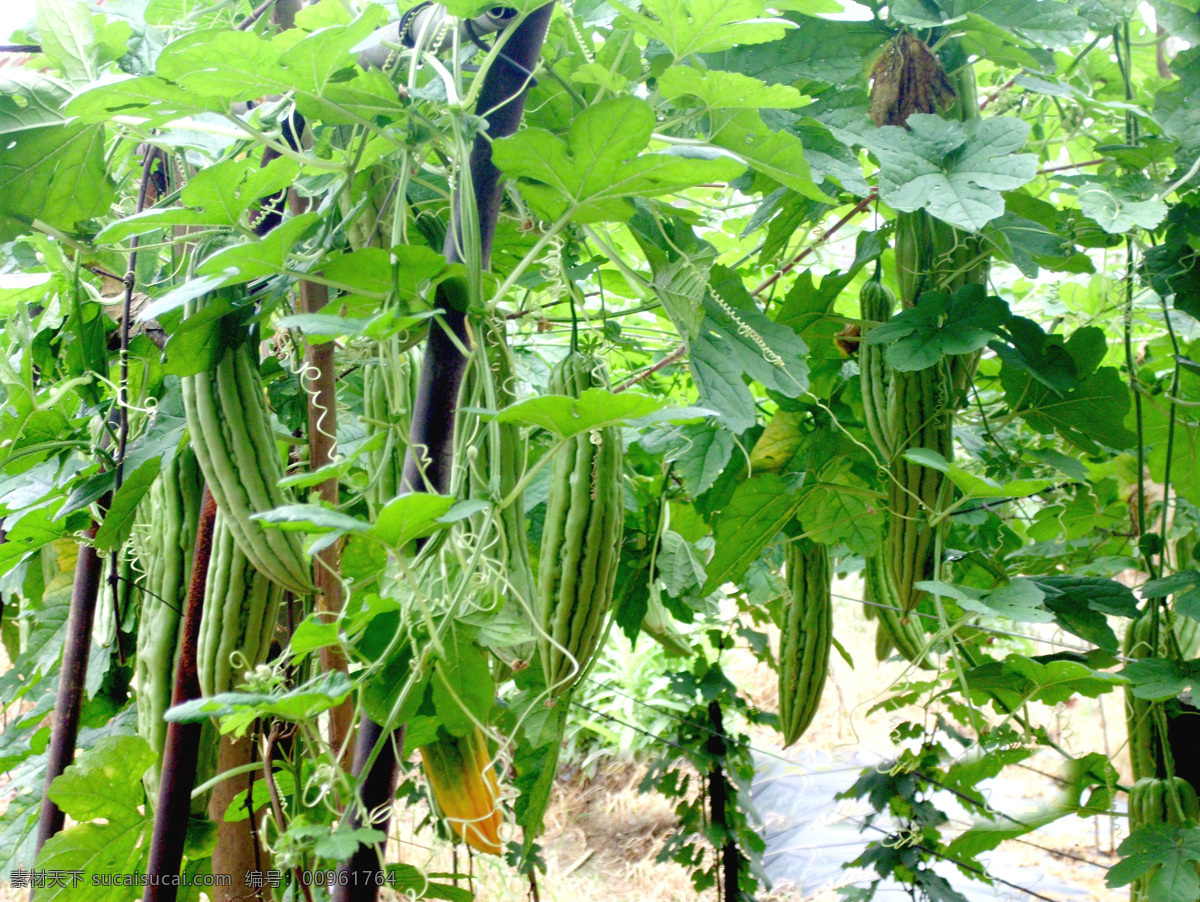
[688, 266, 809, 431]
[837, 114, 1037, 231]
[65, 74, 226, 122]
[36, 0, 100, 84]
[1077, 181, 1168, 234]
[491, 96, 745, 223]
[1108, 826, 1200, 902]
[963, 653, 1124, 710]
[709, 110, 829, 201]
[33, 737, 155, 902]
[1144, 396, 1200, 508]
[0, 72, 73, 135]
[797, 464, 884, 556]
[46, 736, 155, 825]
[1001, 327, 1136, 452]
[0, 117, 112, 241]
[658, 67, 807, 109]
[701, 474, 805, 594]
[705, 15, 888, 86]
[865, 284, 1010, 371]
[430, 634, 494, 738]
[607, 0, 790, 57]
[893, 0, 1087, 48]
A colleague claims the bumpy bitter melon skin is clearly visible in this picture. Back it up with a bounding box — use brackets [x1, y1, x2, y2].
[537, 352, 624, 694]
[884, 358, 953, 614]
[362, 345, 421, 515]
[859, 277, 896, 460]
[879, 48, 988, 616]
[196, 510, 284, 697]
[778, 540, 832, 746]
[1123, 613, 1200, 783]
[134, 449, 204, 800]
[181, 292, 312, 594]
[864, 554, 932, 669]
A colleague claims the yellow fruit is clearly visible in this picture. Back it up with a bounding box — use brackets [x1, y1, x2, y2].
[419, 727, 503, 855]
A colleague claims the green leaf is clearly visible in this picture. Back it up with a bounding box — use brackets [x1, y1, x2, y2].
[607, 0, 790, 57]
[709, 110, 830, 202]
[165, 672, 354, 735]
[922, 578, 1054, 623]
[252, 503, 368, 534]
[656, 422, 735, 496]
[431, 634, 494, 737]
[1108, 826, 1200, 902]
[963, 653, 1124, 710]
[705, 14, 889, 86]
[1142, 238, 1200, 321]
[64, 74, 225, 123]
[370, 493, 457, 548]
[839, 114, 1037, 231]
[1031, 574, 1140, 618]
[0, 115, 112, 242]
[988, 315, 1081, 394]
[1142, 571, 1200, 599]
[46, 735, 154, 825]
[99, 156, 302, 242]
[492, 96, 745, 223]
[902, 448, 1054, 499]
[701, 474, 805, 594]
[197, 212, 322, 284]
[315, 826, 387, 861]
[1003, 331, 1137, 453]
[34, 822, 149, 902]
[388, 864, 474, 902]
[1121, 659, 1200, 700]
[893, 0, 1087, 48]
[1144, 396, 1200, 508]
[93, 458, 162, 552]
[0, 72, 72, 135]
[494, 388, 664, 437]
[866, 284, 1010, 371]
[33, 736, 155, 902]
[36, 0, 99, 84]
[797, 464, 884, 556]
[289, 617, 342, 656]
[154, 28, 291, 99]
[688, 265, 809, 431]
[1077, 182, 1168, 233]
[657, 67, 807, 109]
[657, 531, 709, 596]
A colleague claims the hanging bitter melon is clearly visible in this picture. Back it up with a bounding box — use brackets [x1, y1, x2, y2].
[778, 539, 832, 746]
[537, 352, 624, 694]
[181, 292, 312, 595]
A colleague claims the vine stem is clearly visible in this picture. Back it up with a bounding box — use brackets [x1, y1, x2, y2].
[109, 147, 159, 666]
[755, 192, 877, 302]
[613, 344, 687, 393]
